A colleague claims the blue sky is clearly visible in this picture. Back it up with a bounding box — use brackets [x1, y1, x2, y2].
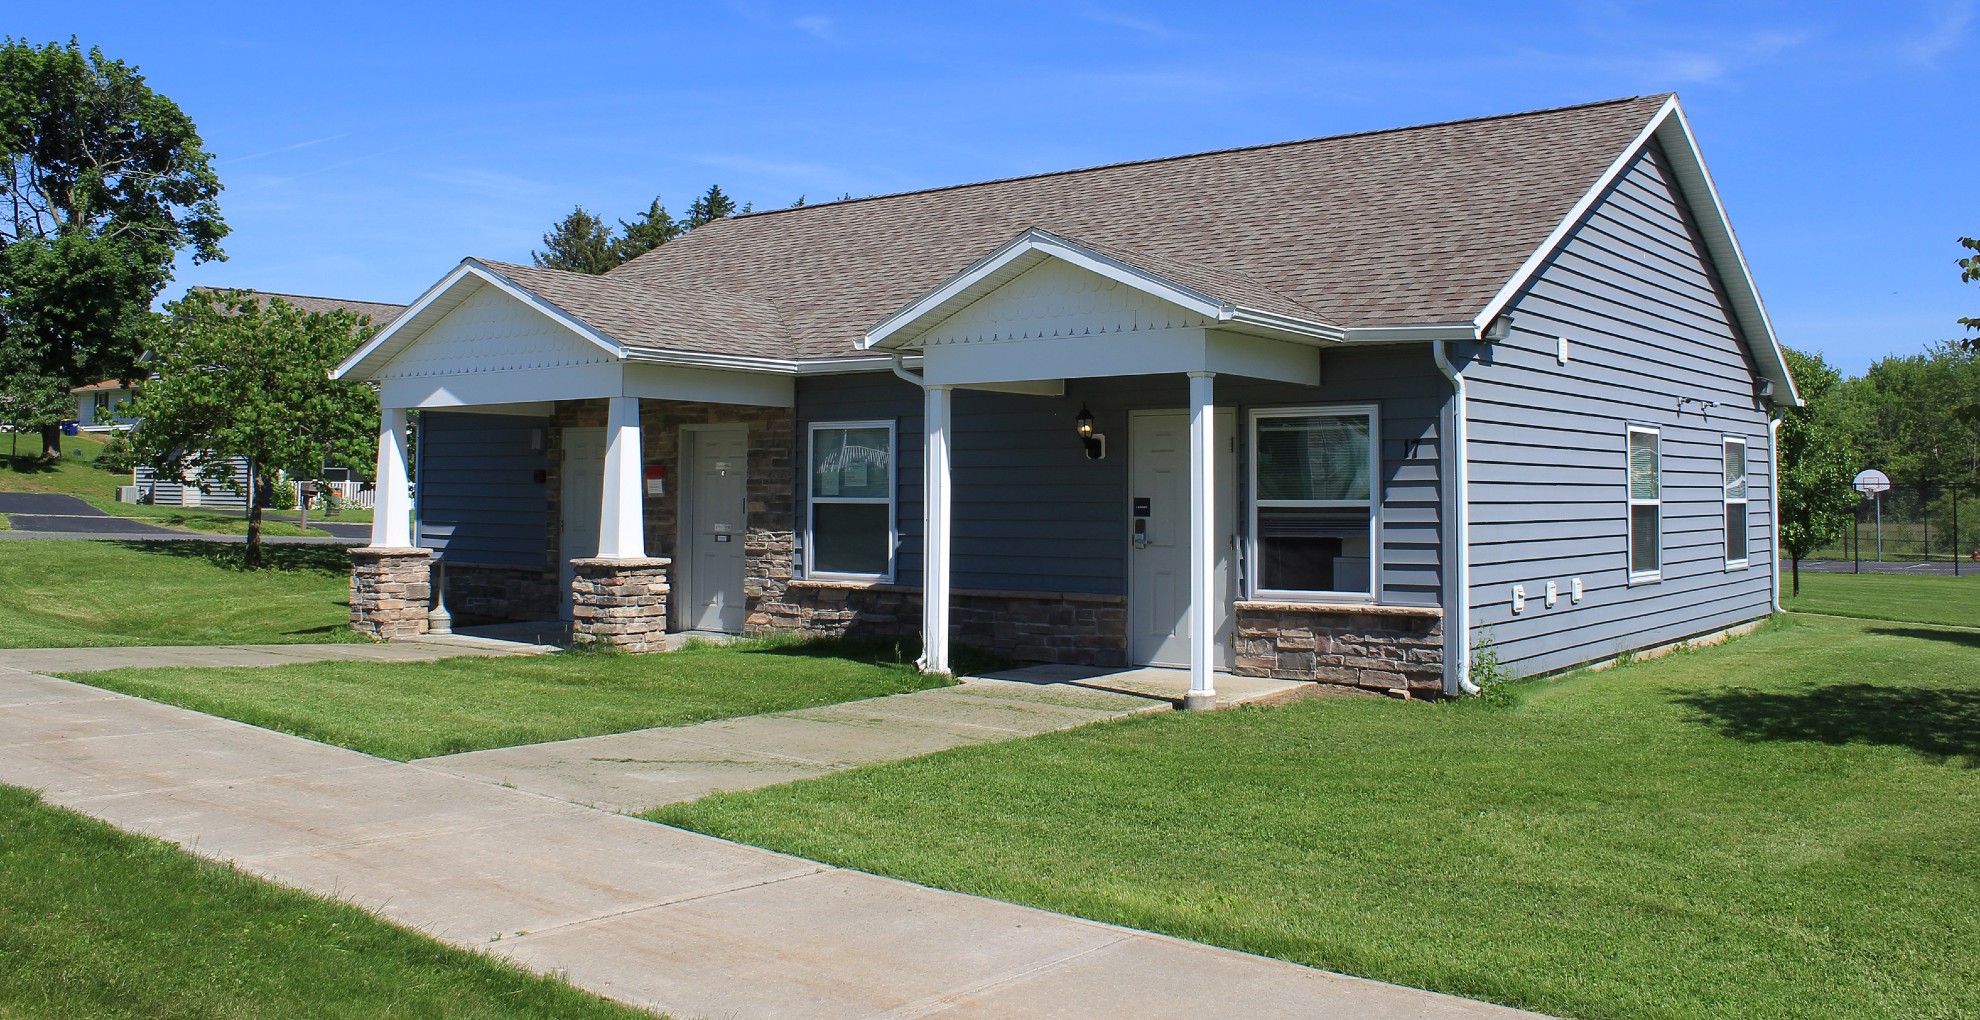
[24, 1, 1978, 374]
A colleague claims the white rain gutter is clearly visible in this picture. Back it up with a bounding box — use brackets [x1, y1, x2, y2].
[1768, 413, 1783, 613]
[1433, 340, 1480, 696]
[890, 352, 925, 387]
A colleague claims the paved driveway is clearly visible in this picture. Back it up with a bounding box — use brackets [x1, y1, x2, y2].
[0, 493, 183, 536]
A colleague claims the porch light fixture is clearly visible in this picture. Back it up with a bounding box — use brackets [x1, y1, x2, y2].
[1074, 405, 1106, 460]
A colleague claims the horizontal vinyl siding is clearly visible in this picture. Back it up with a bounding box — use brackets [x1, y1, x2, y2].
[797, 345, 1444, 605]
[415, 412, 549, 568]
[1462, 140, 1774, 678]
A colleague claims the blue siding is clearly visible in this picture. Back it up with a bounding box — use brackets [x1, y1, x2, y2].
[796, 345, 1445, 604]
[415, 411, 550, 568]
[1460, 141, 1774, 677]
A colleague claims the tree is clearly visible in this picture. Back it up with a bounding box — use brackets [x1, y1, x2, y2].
[1959, 236, 1978, 352]
[0, 38, 227, 459]
[531, 206, 616, 274]
[125, 291, 379, 567]
[1777, 347, 1861, 596]
[685, 184, 738, 229]
[0, 363, 67, 458]
[613, 197, 681, 264]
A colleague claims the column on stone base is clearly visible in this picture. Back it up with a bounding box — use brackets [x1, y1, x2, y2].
[349, 547, 433, 640]
[569, 556, 672, 652]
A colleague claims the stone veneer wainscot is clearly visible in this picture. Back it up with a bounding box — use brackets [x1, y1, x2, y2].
[349, 547, 433, 640]
[1233, 602, 1445, 696]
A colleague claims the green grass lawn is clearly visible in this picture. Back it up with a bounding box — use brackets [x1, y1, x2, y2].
[656, 607, 1980, 1019]
[68, 638, 963, 760]
[0, 540, 358, 648]
[0, 784, 655, 1020]
[1783, 568, 1980, 629]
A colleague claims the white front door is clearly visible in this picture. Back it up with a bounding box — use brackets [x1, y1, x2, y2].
[1128, 409, 1237, 668]
[559, 427, 606, 619]
[683, 425, 748, 633]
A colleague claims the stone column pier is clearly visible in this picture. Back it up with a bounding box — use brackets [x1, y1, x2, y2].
[350, 547, 434, 640]
[569, 557, 672, 652]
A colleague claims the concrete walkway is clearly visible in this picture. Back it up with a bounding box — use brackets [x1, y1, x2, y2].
[0, 631, 557, 675]
[422, 665, 1320, 811]
[0, 664, 1540, 1019]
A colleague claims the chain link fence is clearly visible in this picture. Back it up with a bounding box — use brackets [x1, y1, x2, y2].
[1807, 480, 1976, 573]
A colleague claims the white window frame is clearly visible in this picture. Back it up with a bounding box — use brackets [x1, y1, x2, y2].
[1627, 424, 1662, 585]
[804, 419, 897, 582]
[1247, 404, 1381, 602]
[1723, 435, 1750, 570]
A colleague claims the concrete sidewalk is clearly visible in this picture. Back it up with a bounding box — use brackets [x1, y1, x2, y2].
[0, 632, 557, 675]
[0, 664, 1542, 1020]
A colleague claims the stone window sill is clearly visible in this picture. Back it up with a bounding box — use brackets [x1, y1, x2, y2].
[1234, 600, 1443, 619]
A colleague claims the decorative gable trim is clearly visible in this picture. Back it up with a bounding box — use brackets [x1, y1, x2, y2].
[332, 259, 625, 382]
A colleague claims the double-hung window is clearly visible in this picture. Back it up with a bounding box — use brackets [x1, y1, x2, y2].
[1723, 436, 1749, 569]
[1627, 425, 1662, 583]
[806, 421, 895, 580]
[1250, 406, 1378, 599]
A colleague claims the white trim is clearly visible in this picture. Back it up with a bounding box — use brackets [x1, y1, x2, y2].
[919, 387, 952, 673]
[368, 408, 413, 548]
[1722, 434, 1751, 570]
[1627, 423, 1663, 584]
[1247, 403, 1382, 603]
[1472, 96, 1802, 408]
[595, 395, 646, 559]
[1185, 372, 1218, 707]
[804, 419, 898, 583]
[1768, 416, 1783, 612]
[1341, 323, 1480, 343]
[333, 261, 624, 381]
[863, 227, 1346, 351]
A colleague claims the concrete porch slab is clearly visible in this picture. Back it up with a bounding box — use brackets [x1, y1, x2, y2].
[970, 663, 1315, 709]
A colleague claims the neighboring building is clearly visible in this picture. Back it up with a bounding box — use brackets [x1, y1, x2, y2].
[333, 94, 1799, 702]
[97, 290, 406, 508]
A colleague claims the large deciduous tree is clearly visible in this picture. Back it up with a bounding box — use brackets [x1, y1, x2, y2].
[125, 291, 379, 567]
[0, 38, 226, 459]
[1777, 347, 1861, 596]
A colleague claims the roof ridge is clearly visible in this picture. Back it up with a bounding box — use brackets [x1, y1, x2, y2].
[728, 94, 1665, 223]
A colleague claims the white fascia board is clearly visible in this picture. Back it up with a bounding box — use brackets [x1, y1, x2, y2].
[332, 260, 626, 382]
[864, 227, 1327, 350]
[619, 350, 901, 376]
[1341, 322, 1479, 343]
[1473, 95, 1802, 407]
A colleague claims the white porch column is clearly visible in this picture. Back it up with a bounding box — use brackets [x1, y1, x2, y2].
[920, 384, 954, 674]
[1186, 371, 1218, 710]
[370, 407, 413, 548]
[596, 395, 647, 559]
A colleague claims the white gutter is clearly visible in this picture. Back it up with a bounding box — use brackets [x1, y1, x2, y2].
[890, 352, 925, 387]
[1768, 413, 1783, 613]
[1433, 340, 1480, 696]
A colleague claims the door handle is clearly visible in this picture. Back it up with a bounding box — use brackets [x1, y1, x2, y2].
[1133, 518, 1149, 550]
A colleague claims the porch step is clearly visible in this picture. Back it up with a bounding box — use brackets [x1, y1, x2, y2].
[962, 664, 1319, 709]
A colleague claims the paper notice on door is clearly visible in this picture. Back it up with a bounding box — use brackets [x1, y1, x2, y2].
[819, 470, 840, 496]
[844, 462, 868, 488]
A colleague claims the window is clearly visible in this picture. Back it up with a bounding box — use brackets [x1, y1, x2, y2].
[1627, 425, 1661, 582]
[1723, 436, 1749, 568]
[806, 421, 895, 580]
[1249, 406, 1378, 599]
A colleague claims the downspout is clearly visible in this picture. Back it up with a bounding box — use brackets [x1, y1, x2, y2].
[1768, 413, 1783, 613]
[890, 352, 924, 386]
[1433, 340, 1480, 696]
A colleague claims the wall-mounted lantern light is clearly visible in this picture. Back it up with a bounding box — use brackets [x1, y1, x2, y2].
[1075, 404, 1106, 459]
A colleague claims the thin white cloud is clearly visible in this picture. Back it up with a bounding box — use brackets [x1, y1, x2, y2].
[1081, 9, 1183, 40]
[219, 133, 353, 166]
[1902, 0, 1973, 63]
[792, 15, 834, 40]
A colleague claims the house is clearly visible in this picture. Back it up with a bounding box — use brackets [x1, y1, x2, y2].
[98, 290, 407, 508]
[332, 94, 1799, 703]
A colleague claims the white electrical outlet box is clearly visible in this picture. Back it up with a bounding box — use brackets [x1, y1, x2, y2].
[1511, 584, 1527, 614]
[1557, 336, 1571, 365]
[1571, 577, 1584, 603]
[1545, 579, 1559, 608]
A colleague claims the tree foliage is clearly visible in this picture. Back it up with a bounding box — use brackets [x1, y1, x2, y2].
[685, 184, 740, 230]
[613, 197, 682, 263]
[1777, 347, 1860, 595]
[530, 206, 616, 275]
[0, 38, 226, 458]
[1959, 236, 1979, 351]
[124, 291, 379, 566]
[1841, 341, 1980, 485]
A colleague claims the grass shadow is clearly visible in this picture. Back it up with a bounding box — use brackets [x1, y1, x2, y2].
[718, 634, 1012, 675]
[107, 540, 353, 575]
[1676, 682, 1980, 767]
[1866, 626, 1980, 650]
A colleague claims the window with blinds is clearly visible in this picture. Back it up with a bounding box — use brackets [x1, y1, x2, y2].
[1723, 436, 1749, 568]
[807, 421, 894, 579]
[1250, 407, 1378, 598]
[1627, 425, 1661, 582]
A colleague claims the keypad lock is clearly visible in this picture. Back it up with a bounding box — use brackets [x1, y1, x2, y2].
[1132, 518, 1149, 550]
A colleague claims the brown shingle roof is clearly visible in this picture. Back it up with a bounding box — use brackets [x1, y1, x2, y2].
[190, 287, 408, 326]
[593, 94, 1668, 360]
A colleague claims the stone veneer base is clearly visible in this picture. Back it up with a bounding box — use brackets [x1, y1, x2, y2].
[747, 581, 1130, 668]
[569, 557, 672, 652]
[1232, 601, 1444, 696]
[349, 547, 433, 641]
